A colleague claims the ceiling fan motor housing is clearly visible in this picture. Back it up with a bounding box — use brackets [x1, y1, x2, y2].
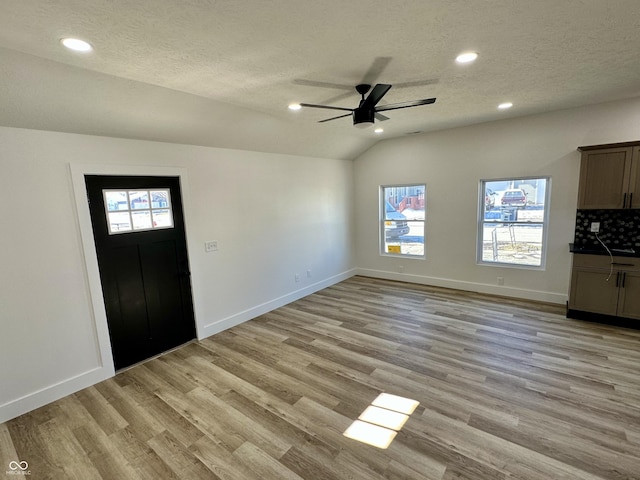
[353, 107, 375, 127]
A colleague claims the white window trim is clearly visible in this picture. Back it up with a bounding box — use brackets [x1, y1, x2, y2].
[477, 176, 551, 270]
[380, 183, 426, 259]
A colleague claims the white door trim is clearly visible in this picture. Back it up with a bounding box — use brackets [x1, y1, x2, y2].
[69, 163, 197, 379]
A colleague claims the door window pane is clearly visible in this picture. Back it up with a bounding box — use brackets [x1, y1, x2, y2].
[151, 190, 170, 208]
[152, 209, 173, 228]
[107, 211, 132, 232]
[129, 191, 150, 210]
[131, 210, 152, 230]
[105, 191, 129, 211]
[103, 188, 174, 234]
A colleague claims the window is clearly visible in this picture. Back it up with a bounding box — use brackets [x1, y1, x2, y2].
[103, 189, 173, 234]
[478, 177, 550, 268]
[381, 184, 425, 257]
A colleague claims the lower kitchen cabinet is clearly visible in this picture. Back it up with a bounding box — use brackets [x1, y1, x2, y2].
[568, 254, 640, 321]
[618, 271, 640, 319]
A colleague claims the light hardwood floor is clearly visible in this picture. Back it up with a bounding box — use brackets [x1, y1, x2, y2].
[2, 276, 640, 479]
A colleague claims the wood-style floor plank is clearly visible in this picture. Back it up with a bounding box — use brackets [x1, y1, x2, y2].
[2, 276, 640, 479]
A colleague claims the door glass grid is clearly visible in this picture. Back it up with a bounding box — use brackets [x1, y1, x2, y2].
[103, 189, 173, 234]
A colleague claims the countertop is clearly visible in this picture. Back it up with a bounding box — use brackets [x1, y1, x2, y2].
[569, 243, 640, 258]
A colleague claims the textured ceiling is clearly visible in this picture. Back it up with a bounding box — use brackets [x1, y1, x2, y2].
[1, 1, 640, 159]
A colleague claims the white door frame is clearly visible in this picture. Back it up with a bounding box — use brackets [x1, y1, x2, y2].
[69, 163, 198, 380]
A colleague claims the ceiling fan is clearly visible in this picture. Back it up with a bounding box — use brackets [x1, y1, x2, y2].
[300, 83, 436, 128]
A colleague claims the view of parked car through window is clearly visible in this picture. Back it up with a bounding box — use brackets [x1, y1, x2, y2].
[500, 189, 527, 207]
[381, 185, 426, 257]
[384, 201, 410, 239]
[478, 178, 550, 267]
[485, 188, 496, 209]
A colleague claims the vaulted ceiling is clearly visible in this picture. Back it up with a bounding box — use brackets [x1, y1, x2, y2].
[1, 1, 639, 160]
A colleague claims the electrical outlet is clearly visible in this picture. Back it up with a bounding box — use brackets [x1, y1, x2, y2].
[295, 273, 300, 283]
[204, 240, 218, 252]
[590, 222, 600, 233]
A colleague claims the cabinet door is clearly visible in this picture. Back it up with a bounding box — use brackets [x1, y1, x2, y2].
[617, 271, 640, 320]
[569, 268, 619, 315]
[628, 147, 640, 209]
[577, 148, 632, 209]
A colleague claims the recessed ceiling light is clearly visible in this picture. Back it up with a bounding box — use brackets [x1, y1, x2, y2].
[498, 102, 513, 110]
[61, 38, 93, 52]
[456, 52, 478, 64]
[288, 103, 302, 111]
[374, 128, 384, 134]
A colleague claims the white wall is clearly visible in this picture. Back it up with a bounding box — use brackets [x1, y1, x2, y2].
[0, 126, 355, 422]
[354, 97, 640, 303]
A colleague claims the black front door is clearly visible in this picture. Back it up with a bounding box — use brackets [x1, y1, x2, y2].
[85, 175, 196, 370]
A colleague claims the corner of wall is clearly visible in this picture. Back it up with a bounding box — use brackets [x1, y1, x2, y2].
[198, 269, 357, 339]
[0, 367, 112, 424]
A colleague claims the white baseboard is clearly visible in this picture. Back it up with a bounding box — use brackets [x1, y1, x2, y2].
[356, 268, 567, 305]
[0, 366, 111, 424]
[197, 269, 356, 339]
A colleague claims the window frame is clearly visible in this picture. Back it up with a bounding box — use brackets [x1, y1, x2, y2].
[477, 176, 551, 269]
[102, 188, 174, 235]
[380, 183, 426, 259]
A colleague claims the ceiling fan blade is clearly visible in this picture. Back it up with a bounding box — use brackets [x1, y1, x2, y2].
[318, 113, 352, 123]
[362, 84, 392, 108]
[393, 78, 439, 89]
[293, 79, 354, 91]
[300, 103, 354, 112]
[375, 112, 390, 121]
[361, 57, 392, 85]
[375, 97, 436, 112]
[322, 91, 357, 105]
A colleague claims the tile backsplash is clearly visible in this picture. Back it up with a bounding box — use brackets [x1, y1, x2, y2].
[574, 209, 640, 249]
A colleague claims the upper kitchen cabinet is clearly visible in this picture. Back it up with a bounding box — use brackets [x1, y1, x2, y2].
[630, 146, 640, 209]
[577, 142, 640, 209]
